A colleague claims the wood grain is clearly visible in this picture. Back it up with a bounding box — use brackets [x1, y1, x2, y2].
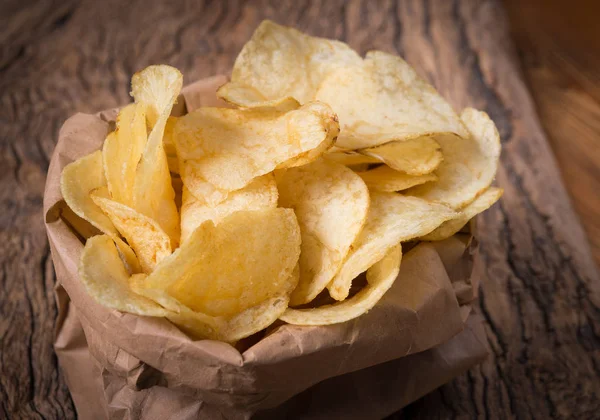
[0, 0, 598, 418]
[504, 0, 600, 269]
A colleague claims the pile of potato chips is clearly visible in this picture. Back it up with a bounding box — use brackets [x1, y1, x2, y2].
[61, 21, 502, 343]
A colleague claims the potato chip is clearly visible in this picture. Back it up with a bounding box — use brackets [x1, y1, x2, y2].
[163, 116, 179, 174]
[87, 186, 142, 274]
[131, 65, 182, 247]
[315, 51, 469, 149]
[357, 165, 437, 192]
[113, 236, 142, 275]
[360, 137, 443, 175]
[61, 167, 142, 275]
[217, 20, 362, 106]
[129, 274, 222, 338]
[131, 275, 290, 342]
[180, 174, 278, 244]
[61, 150, 118, 236]
[102, 103, 147, 206]
[275, 103, 340, 169]
[406, 108, 501, 209]
[142, 209, 301, 318]
[281, 244, 401, 325]
[174, 101, 339, 206]
[79, 235, 167, 316]
[324, 151, 380, 167]
[328, 192, 456, 300]
[59, 204, 101, 240]
[422, 187, 503, 241]
[276, 159, 370, 305]
[235, 96, 301, 113]
[91, 193, 171, 273]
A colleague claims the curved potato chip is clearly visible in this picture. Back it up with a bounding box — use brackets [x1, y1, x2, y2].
[276, 102, 339, 169]
[357, 165, 437, 192]
[180, 174, 278, 244]
[131, 65, 182, 247]
[60, 150, 118, 236]
[281, 244, 401, 325]
[131, 275, 291, 343]
[61, 172, 141, 275]
[113, 237, 142, 275]
[79, 235, 167, 316]
[59, 204, 102, 239]
[91, 193, 171, 273]
[163, 116, 179, 174]
[103, 103, 147, 206]
[143, 209, 301, 318]
[174, 101, 339, 206]
[217, 20, 362, 106]
[422, 187, 503, 241]
[276, 159, 370, 305]
[324, 151, 380, 167]
[406, 108, 501, 209]
[360, 137, 443, 175]
[328, 192, 456, 300]
[315, 51, 468, 149]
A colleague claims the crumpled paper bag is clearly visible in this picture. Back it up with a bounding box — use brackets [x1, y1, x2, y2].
[44, 75, 489, 420]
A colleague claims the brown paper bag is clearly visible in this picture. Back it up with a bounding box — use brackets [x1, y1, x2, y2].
[44, 76, 489, 420]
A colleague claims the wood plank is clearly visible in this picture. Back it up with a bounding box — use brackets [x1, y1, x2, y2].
[504, 0, 600, 268]
[0, 0, 598, 418]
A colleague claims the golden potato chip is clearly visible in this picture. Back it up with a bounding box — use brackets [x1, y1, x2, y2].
[61, 165, 141, 275]
[131, 65, 182, 247]
[276, 159, 370, 305]
[235, 96, 301, 113]
[102, 103, 147, 206]
[131, 275, 291, 342]
[180, 174, 278, 244]
[60, 204, 101, 240]
[60, 150, 118, 236]
[328, 192, 456, 300]
[87, 185, 143, 275]
[91, 193, 171, 273]
[113, 236, 142, 275]
[315, 51, 469, 149]
[357, 165, 437, 192]
[275, 103, 340, 169]
[281, 244, 401, 325]
[142, 209, 301, 318]
[174, 101, 339, 206]
[360, 137, 443, 175]
[422, 187, 503, 241]
[324, 151, 380, 167]
[129, 274, 219, 336]
[79, 235, 167, 316]
[163, 116, 179, 174]
[217, 20, 362, 106]
[406, 108, 501, 209]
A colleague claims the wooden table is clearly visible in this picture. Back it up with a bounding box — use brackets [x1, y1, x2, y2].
[1, 0, 598, 418]
[505, 0, 600, 269]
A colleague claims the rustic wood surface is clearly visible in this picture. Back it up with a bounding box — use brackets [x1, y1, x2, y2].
[505, 0, 600, 269]
[1, 0, 598, 418]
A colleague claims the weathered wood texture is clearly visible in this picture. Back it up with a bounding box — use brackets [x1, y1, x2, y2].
[505, 0, 600, 269]
[0, 0, 598, 418]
